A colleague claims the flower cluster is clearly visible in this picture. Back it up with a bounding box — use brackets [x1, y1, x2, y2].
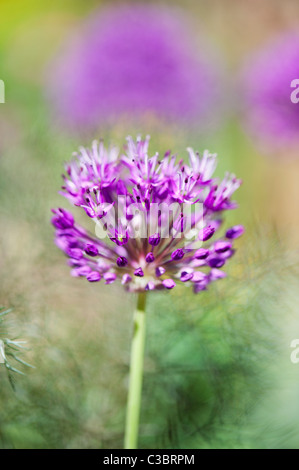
[52, 136, 244, 293]
[46, 3, 221, 131]
[241, 31, 299, 153]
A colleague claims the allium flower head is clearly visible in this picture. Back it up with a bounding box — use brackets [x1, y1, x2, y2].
[46, 3, 221, 131]
[241, 31, 299, 154]
[52, 136, 243, 293]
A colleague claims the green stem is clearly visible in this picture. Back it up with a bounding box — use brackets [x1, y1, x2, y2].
[124, 292, 147, 449]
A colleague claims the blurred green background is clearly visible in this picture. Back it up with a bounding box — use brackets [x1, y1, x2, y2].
[0, 0, 299, 449]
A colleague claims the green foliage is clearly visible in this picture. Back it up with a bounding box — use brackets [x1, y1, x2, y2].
[0, 307, 34, 390]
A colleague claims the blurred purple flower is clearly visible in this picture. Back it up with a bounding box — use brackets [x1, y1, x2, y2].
[51, 135, 243, 293]
[241, 31, 299, 154]
[46, 3, 222, 131]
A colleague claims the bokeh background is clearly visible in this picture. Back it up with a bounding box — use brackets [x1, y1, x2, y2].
[0, 0, 299, 449]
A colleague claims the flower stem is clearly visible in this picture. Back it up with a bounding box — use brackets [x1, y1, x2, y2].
[124, 291, 147, 449]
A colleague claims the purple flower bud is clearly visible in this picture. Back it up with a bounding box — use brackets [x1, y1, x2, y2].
[51, 208, 74, 229]
[209, 219, 223, 231]
[192, 271, 208, 293]
[171, 249, 184, 261]
[116, 256, 128, 267]
[155, 266, 166, 277]
[198, 226, 215, 241]
[209, 268, 227, 281]
[121, 273, 132, 285]
[103, 272, 117, 284]
[162, 279, 176, 289]
[218, 248, 235, 260]
[71, 265, 92, 277]
[66, 247, 83, 260]
[214, 241, 232, 253]
[86, 271, 101, 282]
[191, 271, 206, 283]
[225, 225, 244, 239]
[149, 233, 160, 246]
[55, 234, 78, 251]
[145, 252, 155, 263]
[180, 271, 193, 282]
[145, 281, 155, 291]
[208, 257, 225, 268]
[194, 248, 209, 259]
[134, 267, 144, 277]
[68, 259, 80, 267]
[85, 243, 99, 257]
[194, 282, 207, 293]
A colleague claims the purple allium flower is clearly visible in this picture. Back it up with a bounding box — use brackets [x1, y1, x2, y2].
[52, 136, 243, 293]
[46, 3, 222, 132]
[241, 31, 299, 154]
